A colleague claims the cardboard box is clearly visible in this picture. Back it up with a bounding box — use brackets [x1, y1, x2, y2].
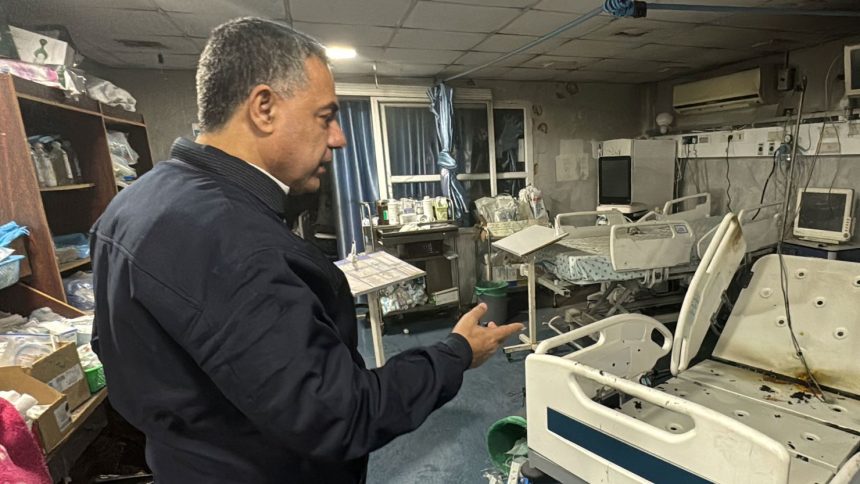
[25, 342, 89, 410]
[0, 366, 72, 452]
[9, 26, 75, 66]
[432, 288, 459, 306]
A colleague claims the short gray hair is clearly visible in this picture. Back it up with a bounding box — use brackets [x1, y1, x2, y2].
[196, 17, 327, 132]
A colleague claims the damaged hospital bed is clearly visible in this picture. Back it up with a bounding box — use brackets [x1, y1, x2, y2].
[537, 194, 781, 332]
[524, 214, 860, 484]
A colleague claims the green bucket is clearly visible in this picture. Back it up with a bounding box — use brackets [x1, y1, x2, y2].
[475, 281, 509, 325]
[475, 280, 508, 298]
[487, 416, 527, 475]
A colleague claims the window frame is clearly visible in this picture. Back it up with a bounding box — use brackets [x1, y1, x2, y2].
[335, 83, 533, 200]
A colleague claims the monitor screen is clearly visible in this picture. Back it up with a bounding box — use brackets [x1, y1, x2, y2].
[599, 156, 631, 205]
[797, 191, 847, 232]
[852, 48, 860, 91]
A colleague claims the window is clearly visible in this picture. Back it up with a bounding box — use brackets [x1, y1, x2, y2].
[334, 84, 533, 204]
[493, 103, 531, 197]
[378, 100, 495, 200]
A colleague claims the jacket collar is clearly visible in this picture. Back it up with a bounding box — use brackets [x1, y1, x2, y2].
[170, 138, 287, 217]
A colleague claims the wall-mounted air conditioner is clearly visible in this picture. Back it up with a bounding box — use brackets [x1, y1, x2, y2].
[673, 68, 763, 114]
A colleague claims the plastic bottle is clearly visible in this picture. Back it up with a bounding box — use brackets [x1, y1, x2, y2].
[49, 141, 75, 185]
[31, 142, 57, 188]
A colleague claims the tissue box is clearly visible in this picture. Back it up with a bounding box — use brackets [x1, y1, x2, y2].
[25, 342, 89, 410]
[0, 367, 71, 452]
[9, 26, 75, 66]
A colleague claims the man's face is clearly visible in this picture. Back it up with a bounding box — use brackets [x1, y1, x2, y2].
[265, 56, 346, 194]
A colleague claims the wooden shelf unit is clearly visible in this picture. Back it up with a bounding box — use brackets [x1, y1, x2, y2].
[0, 74, 154, 302]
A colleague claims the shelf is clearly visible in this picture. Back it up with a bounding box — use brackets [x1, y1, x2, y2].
[403, 254, 447, 263]
[58, 258, 90, 273]
[103, 115, 146, 128]
[40, 183, 96, 192]
[384, 300, 459, 317]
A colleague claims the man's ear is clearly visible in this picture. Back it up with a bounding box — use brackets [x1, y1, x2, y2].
[247, 84, 276, 134]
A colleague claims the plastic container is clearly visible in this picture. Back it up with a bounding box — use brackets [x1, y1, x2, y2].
[475, 280, 508, 325]
[422, 196, 435, 222]
[52, 233, 89, 259]
[85, 364, 106, 393]
[0, 255, 24, 290]
[487, 415, 528, 475]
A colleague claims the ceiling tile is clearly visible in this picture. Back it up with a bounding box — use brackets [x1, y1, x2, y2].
[374, 63, 447, 77]
[293, 22, 394, 47]
[330, 61, 377, 75]
[152, 0, 284, 17]
[439, 65, 510, 79]
[610, 43, 710, 61]
[501, 67, 559, 80]
[471, 34, 565, 54]
[454, 51, 534, 67]
[583, 58, 685, 73]
[638, 10, 723, 24]
[390, 29, 486, 50]
[438, 0, 537, 6]
[582, 18, 693, 44]
[500, 10, 609, 38]
[10, 0, 157, 10]
[381, 48, 463, 64]
[649, 0, 766, 5]
[548, 39, 629, 58]
[291, 0, 412, 26]
[554, 70, 650, 83]
[168, 13, 236, 37]
[713, 13, 857, 35]
[532, 0, 604, 13]
[403, 2, 522, 33]
[520, 54, 599, 69]
[39, 8, 184, 38]
[106, 35, 200, 55]
[669, 25, 795, 50]
[119, 52, 199, 69]
[351, 47, 386, 61]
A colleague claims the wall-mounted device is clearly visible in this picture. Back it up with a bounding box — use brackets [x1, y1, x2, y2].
[673, 68, 763, 114]
[597, 139, 676, 214]
[793, 187, 855, 244]
[844, 44, 860, 98]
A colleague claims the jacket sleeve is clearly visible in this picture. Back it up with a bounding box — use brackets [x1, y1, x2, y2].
[157, 248, 472, 461]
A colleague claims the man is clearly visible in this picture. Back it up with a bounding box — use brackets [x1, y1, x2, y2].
[90, 17, 523, 483]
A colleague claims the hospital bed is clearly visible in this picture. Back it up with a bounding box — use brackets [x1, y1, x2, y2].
[524, 214, 860, 484]
[537, 194, 781, 330]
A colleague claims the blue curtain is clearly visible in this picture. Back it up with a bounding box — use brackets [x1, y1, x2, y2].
[428, 84, 470, 225]
[332, 100, 379, 258]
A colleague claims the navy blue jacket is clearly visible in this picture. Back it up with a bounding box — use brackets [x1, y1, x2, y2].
[90, 138, 472, 483]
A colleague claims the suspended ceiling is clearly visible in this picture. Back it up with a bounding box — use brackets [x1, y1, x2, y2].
[6, 0, 860, 83]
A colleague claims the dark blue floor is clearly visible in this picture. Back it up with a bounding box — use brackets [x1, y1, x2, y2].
[357, 307, 564, 484]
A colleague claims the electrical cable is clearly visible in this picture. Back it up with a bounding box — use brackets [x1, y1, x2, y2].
[776, 78, 828, 403]
[823, 52, 843, 111]
[750, 150, 778, 220]
[724, 135, 733, 213]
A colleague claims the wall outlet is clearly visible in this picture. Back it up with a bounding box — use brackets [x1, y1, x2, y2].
[757, 142, 765, 155]
[768, 141, 776, 155]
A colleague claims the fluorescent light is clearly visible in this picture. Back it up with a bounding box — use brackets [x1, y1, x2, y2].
[326, 46, 357, 60]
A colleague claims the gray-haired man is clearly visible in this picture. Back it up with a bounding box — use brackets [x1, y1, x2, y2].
[90, 17, 522, 483]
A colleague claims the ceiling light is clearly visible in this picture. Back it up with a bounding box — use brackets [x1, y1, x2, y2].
[326, 46, 357, 60]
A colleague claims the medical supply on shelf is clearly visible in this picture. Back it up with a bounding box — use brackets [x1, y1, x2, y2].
[422, 196, 435, 222]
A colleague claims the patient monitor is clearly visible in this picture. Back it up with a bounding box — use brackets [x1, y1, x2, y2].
[597, 139, 676, 214]
[793, 187, 855, 244]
